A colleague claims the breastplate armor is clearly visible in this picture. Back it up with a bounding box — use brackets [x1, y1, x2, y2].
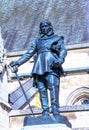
[36, 35, 60, 54]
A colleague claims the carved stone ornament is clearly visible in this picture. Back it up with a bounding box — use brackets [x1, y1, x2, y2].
[0, 27, 6, 73]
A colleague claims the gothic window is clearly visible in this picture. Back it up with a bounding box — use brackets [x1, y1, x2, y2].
[66, 87, 89, 105]
[82, 99, 89, 105]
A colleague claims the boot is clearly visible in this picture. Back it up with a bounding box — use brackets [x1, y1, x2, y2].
[39, 85, 49, 117]
[50, 85, 59, 115]
[52, 104, 59, 115]
[42, 108, 50, 117]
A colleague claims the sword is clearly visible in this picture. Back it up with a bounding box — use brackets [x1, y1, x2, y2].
[10, 66, 35, 117]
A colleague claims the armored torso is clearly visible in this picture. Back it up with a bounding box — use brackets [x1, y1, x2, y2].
[36, 35, 60, 54]
[17, 34, 66, 76]
[32, 35, 61, 75]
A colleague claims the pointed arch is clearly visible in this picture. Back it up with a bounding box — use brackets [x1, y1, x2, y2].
[66, 87, 89, 105]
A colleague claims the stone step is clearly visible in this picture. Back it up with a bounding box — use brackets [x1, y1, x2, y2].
[21, 124, 72, 130]
[9, 127, 22, 130]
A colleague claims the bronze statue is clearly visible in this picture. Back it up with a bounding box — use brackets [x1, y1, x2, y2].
[10, 19, 67, 118]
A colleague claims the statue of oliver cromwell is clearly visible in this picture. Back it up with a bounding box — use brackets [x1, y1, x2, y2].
[10, 19, 67, 118]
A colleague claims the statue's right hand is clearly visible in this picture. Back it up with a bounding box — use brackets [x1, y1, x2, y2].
[9, 61, 19, 67]
[9, 61, 19, 73]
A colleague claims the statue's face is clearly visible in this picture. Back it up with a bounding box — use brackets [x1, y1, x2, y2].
[40, 23, 51, 35]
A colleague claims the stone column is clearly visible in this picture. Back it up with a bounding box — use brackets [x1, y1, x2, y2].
[0, 27, 11, 130]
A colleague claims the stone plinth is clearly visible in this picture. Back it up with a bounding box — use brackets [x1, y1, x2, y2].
[21, 124, 72, 130]
[23, 115, 72, 128]
[21, 115, 72, 130]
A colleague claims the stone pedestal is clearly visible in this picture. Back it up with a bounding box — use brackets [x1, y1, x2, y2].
[21, 124, 72, 130]
[24, 115, 71, 127]
[21, 115, 72, 130]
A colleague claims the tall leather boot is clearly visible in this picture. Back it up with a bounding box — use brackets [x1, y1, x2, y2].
[50, 85, 59, 116]
[38, 81, 49, 116]
[40, 89, 49, 116]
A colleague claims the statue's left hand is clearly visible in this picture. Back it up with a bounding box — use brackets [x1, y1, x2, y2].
[50, 61, 60, 69]
[50, 58, 63, 69]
